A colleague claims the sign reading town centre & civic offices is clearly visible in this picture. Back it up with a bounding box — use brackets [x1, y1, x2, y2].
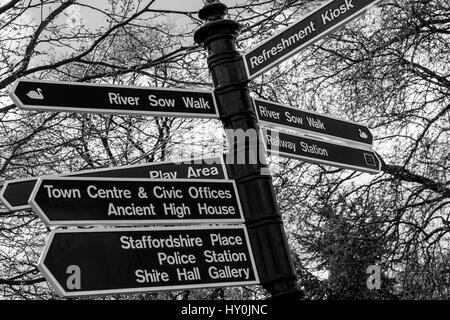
[0, 156, 227, 211]
[29, 177, 244, 226]
[243, 0, 382, 78]
[10, 79, 218, 118]
[253, 98, 373, 147]
[38, 225, 259, 297]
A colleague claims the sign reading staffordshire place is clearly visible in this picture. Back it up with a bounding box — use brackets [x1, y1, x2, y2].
[262, 129, 381, 174]
[253, 98, 373, 147]
[38, 225, 259, 297]
[29, 177, 243, 226]
[10, 79, 218, 118]
[244, 0, 382, 78]
[0, 157, 227, 211]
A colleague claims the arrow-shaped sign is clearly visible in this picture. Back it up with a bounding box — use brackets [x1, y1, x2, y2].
[262, 129, 381, 174]
[29, 177, 243, 226]
[253, 98, 373, 147]
[38, 225, 259, 297]
[10, 79, 218, 118]
[0, 156, 227, 211]
[243, 0, 382, 78]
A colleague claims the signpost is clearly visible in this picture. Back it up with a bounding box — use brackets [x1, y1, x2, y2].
[38, 225, 259, 297]
[262, 129, 381, 174]
[0, 156, 227, 211]
[243, 0, 382, 78]
[10, 79, 219, 118]
[29, 177, 244, 226]
[253, 98, 373, 147]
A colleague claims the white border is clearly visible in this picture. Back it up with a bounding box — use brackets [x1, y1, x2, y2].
[28, 177, 244, 227]
[38, 225, 260, 298]
[10, 79, 219, 119]
[0, 156, 227, 211]
[243, 0, 383, 79]
[252, 97, 374, 148]
[260, 128, 381, 174]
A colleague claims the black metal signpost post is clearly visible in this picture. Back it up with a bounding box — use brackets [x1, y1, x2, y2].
[194, 2, 302, 299]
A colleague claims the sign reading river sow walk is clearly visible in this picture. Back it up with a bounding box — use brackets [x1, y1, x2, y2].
[38, 226, 259, 297]
[2, 0, 386, 298]
[10, 79, 219, 118]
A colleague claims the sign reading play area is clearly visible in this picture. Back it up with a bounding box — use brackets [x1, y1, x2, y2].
[262, 129, 381, 174]
[10, 79, 218, 118]
[253, 98, 373, 147]
[244, 0, 382, 78]
[38, 225, 259, 297]
[0, 157, 226, 211]
[29, 177, 243, 226]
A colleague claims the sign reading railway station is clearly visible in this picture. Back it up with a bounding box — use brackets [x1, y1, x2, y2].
[244, 0, 382, 78]
[29, 177, 243, 226]
[10, 79, 219, 118]
[38, 225, 259, 297]
[0, 157, 227, 211]
[262, 129, 381, 174]
[253, 98, 373, 147]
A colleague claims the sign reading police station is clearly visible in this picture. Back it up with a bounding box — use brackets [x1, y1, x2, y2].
[29, 177, 243, 226]
[244, 0, 382, 78]
[10, 79, 218, 118]
[0, 157, 227, 211]
[38, 225, 259, 297]
[262, 129, 381, 174]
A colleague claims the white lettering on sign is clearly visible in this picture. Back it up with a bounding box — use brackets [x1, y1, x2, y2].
[157, 252, 196, 265]
[135, 269, 169, 283]
[208, 266, 250, 280]
[322, 0, 355, 25]
[108, 203, 156, 216]
[285, 111, 303, 125]
[198, 203, 236, 215]
[203, 250, 247, 263]
[108, 93, 140, 105]
[188, 187, 232, 199]
[306, 117, 326, 130]
[300, 141, 329, 157]
[249, 21, 317, 69]
[187, 166, 219, 178]
[163, 202, 191, 218]
[148, 95, 175, 108]
[182, 97, 211, 109]
[149, 170, 177, 179]
[258, 105, 280, 120]
[152, 186, 183, 199]
[176, 267, 201, 281]
[87, 185, 132, 199]
[266, 134, 297, 152]
[43, 185, 81, 199]
[120, 234, 203, 249]
[210, 233, 243, 246]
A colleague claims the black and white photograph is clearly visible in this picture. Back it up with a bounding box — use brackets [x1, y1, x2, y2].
[0, 0, 449, 316]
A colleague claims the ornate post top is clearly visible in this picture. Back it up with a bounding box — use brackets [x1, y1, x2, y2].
[198, 0, 227, 21]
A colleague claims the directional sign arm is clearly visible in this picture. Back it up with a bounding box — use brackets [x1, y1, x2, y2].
[262, 128, 381, 174]
[243, 0, 383, 78]
[10, 79, 219, 119]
